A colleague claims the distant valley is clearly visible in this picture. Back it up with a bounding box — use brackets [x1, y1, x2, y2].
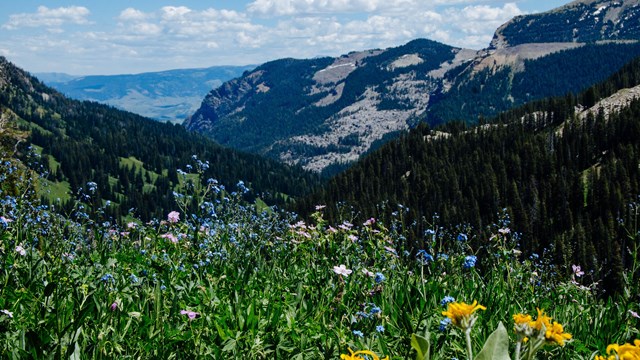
[38, 65, 254, 123]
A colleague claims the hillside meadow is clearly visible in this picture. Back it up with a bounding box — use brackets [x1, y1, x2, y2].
[1, 156, 639, 359]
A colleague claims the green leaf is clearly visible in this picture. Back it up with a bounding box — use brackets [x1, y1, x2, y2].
[411, 332, 430, 360]
[474, 322, 511, 360]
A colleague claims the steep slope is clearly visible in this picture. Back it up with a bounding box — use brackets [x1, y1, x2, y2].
[185, 39, 473, 173]
[298, 57, 640, 291]
[41, 65, 254, 123]
[490, 0, 640, 49]
[0, 56, 318, 220]
[186, 0, 640, 174]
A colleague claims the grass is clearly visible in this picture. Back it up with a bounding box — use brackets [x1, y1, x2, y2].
[0, 160, 639, 359]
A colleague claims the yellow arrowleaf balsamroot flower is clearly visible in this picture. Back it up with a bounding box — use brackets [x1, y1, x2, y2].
[595, 339, 640, 360]
[340, 348, 389, 360]
[442, 300, 486, 330]
[544, 321, 572, 346]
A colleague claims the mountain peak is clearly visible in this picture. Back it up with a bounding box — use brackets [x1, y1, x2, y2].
[490, 0, 640, 49]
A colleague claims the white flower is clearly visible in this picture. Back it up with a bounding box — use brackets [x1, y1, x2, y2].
[572, 264, 584, 277]
[1, 309, 13, 318]
[332, 264, 352, 277]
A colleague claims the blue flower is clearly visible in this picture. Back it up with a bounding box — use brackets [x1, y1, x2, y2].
[100, 273, 114, 283]
[457, 233, 468, 242]
[439, 317, 451, 332]
[376, 325, 385, 333]
[369, 306, 381, 316]
[352, 330, 364, 338]
[417, 249, 434, 264]
[440, 295, 455, 307]
[463, 255, 477, 269]
[374, 272, 386, 284]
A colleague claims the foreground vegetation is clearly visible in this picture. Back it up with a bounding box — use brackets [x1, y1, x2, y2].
[1, 157, 639, 359]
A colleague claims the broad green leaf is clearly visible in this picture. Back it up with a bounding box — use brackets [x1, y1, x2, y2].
[475, 322, 511, 360]
[411, 332, 430, 360]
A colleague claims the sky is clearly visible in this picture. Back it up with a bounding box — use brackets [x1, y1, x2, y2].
[0, 0, 570, 75]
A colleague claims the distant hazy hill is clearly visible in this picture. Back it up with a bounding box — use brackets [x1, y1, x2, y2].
[39, 65, 254, 123]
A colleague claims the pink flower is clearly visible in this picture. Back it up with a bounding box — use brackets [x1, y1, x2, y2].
[572, 264, 584, 277]
[110, 302, 118, 311]
[332, 264, 352, 277]
[127, 222, 137, 229]
[180, 310, 199, 320]
[15, 245, 26, 256]
[167, 211, 180, 223]
[363, 218, 376, 226]
[161, 233, 178, 243]
[629, 310, 640, 319]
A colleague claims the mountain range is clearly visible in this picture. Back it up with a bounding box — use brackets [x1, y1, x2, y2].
[184, 0, 640, 174]
[38, 65, 254, 123]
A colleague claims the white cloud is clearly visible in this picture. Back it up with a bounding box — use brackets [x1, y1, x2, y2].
[247, 0, 419, 16]
[2, 6, 91, 30]
[119, 8, 148, 22]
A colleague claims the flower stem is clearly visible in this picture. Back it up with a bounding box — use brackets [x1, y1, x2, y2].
[514, 340, 521, 360]
[465, 327, 473, 360]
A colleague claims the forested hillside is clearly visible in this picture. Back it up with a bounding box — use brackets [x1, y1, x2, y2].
[0, 57, 319, 220]
[299, 56, 640, 292]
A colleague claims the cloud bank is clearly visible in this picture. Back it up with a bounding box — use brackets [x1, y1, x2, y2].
[0, 2, 525, 74]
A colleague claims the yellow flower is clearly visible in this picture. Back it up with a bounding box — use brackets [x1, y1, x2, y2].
[340, 348, 389, 360]
[529, 308, 552, 332]
[442, 300, 486, 330]
[598, 340, 640, 360]
[544, 321, 572, 346]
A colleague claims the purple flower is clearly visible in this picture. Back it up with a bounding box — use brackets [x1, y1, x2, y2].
[110, 302, 118, 311]
[572, 264, 584, 278]
[180, 310, 199, 320]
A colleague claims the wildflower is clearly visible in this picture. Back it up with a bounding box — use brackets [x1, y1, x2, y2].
[333, 264, 353, 277]
[376, 325, 385, 333]
[180, 310, 199, 320]
[127, 222, 137, 229]
[595, 340, 640, 360]
[572, 264, 584, 278]
[374, 272, 386, 284]
[439, 317, 451, 332]
[15, 244, 26, 256]
[340, 348, 389, 360]
[161, 233, 178, 243]
[167, 211, 180, 223]
[498, 227, 510, 235]
[441, 300, 486, 330]
[363, 218, 376, 226]
[110, 302, 118, 311]
[440, 295, 456, 307]
[416, 249, 433, 264]
[1, 309, 13, 318]
[348, 234, 359, 242]
[100, 273, 114, 283]
[457, 233, 468, 242]
[629, 310, 640, 319]
[352, 330, 364, 338]
[463, 255, 477, 269]
[362, 268, 374, 277]
[513, 313, 533, 338]
[315, 204, 326, 210]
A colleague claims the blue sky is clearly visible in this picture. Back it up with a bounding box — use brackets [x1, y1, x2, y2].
[0, 0, 569, 75]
